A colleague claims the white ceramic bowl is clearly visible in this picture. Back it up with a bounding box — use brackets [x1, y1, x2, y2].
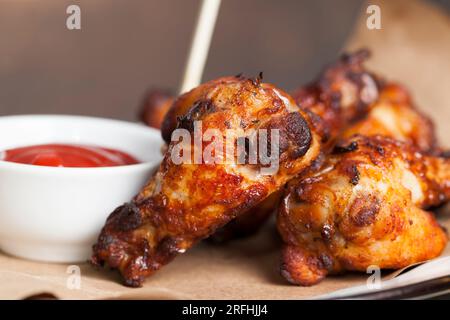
[0, 115, 163, 263]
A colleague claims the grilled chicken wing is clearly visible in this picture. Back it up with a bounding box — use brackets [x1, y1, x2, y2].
[92, 75, 325, 286]
[92, 50, 382, 286]
[290, 49, 380, 152]
[231, 80, 437, 245]
[208, 49, 381, 242]
[162, 50, 379, 150]
[278, 134, 449, 286]
[130, 50, 382, 247]
[277, 79, 447, 286]
[137, 88, 283, 244]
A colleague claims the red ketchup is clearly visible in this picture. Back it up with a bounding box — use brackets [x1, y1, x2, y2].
[1, 144, 139, 168]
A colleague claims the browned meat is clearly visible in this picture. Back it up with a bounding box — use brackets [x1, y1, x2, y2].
[92, 75, 322, 286]
[278, 135, 448, 286]
[139, 89, 173, 129]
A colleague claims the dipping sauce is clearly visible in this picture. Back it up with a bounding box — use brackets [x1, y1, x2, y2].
[1, 144, 139, 167]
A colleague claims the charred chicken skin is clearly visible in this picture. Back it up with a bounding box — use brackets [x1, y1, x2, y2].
[278, 134, 448, 286]
[149, 50, 380, 243]
[92, 76, 323, 287]
[92, 49, 382, 286]
[290, 49, 380, 153]
[219, 81, 439, 244]
[137, 88, 284, 243]
[209, 49, 381, 242]
[161, 50, 379, 150]
[277, 81, 448, 286]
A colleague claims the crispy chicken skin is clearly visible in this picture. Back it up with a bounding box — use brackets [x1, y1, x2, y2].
[139, 89, 174, 129]
[219, 81, 438, 244]
[278, 135, 449, 286]
[132, 50, 381, 246]
[291, 49, 380, 152]
[341, 83, 437, 153]
[162, 50, 379, 148]
[208, 49, 381, 242]
[92, 76, 324, 287]
[138, 88, 283, 243]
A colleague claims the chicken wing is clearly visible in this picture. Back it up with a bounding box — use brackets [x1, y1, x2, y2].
[278, 135, 449, 286]
[208, 49, 381, 242]
[92, 50, 381, 286]
[92, 75, 324, 286]
[161, 50, 379, 150]
[278, 79, 446, 286]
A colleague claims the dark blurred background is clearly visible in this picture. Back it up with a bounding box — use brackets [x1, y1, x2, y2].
[0, 0, 448, 121]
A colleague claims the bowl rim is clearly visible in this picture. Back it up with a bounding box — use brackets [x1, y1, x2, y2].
[0, 114, 162, 173]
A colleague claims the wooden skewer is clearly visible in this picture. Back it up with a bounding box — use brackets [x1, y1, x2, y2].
[179, 0, 222, 94]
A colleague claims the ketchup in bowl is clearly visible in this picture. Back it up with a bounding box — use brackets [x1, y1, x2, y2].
[1, 143, 139, 167]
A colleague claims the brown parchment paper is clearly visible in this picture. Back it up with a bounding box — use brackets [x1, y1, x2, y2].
[0, 0, 449, 299]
